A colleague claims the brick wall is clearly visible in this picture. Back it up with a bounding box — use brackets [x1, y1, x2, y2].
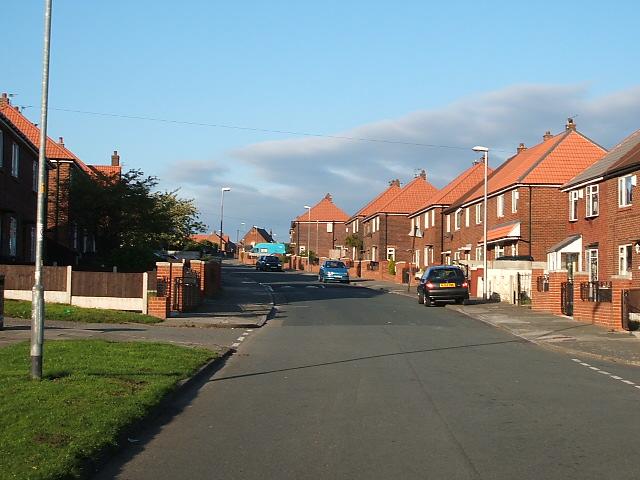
[290, 220, 347, 258]
[530, 268, 567, 316]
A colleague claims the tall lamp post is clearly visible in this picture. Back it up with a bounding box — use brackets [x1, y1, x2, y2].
[472, 146, 489, 301]
[237, 222, 245, 244]
[304, 205, 311, 270]
[219, 187, 231, 254]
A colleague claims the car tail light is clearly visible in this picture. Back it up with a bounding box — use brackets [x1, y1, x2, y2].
[462, 281, 468, 288]
[425, 282, 435, 289]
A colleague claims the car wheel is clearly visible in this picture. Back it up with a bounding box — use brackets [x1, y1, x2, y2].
[418, 293, 424, 304]
[424, 297, 433, 307]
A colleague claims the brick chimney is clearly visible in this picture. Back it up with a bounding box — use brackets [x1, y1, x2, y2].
[389, 179, 401, 187]
[58, 137, 64, 147]
[418, 169, 427, 180]
[111, 150, 120, 166]
[543, 131, 553, 141]
[0, 93, 9, 107]
[325, 193, 332, 201]
[565, 118, 576, 131]
[517, 143, 527, 153]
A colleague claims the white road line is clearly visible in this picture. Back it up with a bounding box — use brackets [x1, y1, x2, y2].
[572, 360, 639, 393]
[241, 332, 249, 336]
[611, 375, 623, 380]
[635, 386, 640, 390]
[588, 366, 600, 371]
[237, 337, 245, 341]
[621, 380, 635, 385]
[580, 362, 591, 366]
[598, 371, 611, 375]
[571, 358, 582, 362]
[246, 329, 253, 332]
[231, 343, 240, 348]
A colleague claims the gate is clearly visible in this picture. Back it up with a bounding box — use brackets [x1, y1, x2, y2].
[561, 281, 574, 316]
[622, 289, 640, 331]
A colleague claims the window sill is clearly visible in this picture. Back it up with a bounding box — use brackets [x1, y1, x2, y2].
[618, 204, 632, 209]
[585, 214, 599, 219]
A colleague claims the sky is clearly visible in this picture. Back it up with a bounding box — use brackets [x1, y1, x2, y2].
[2, 1, 640, 242]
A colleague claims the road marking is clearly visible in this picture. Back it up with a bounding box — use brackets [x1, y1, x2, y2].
[231, 343, 240, 348]
[572, 358, 638, 393]
[237, 337, 245, 341]
[246, 329, 253, 332]
[241, 332, 249, 336]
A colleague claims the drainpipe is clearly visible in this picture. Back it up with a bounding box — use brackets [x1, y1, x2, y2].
[55, 162, 60, 242]
[384, 213, 388, 260]
[440, 208, 444, 265]
[528, 186, 533, 257]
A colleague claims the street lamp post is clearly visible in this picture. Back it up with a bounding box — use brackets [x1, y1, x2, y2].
[472, 146, 489, 301]
[237, 222, 245, 244]
[304, 205, 311, 270]
[219, 187, 231, 254]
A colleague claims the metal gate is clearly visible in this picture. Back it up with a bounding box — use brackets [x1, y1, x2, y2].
[561, 281, 574, 316]
[622, 289, 640, 331]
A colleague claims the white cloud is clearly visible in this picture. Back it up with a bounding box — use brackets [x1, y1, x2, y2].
[179, 84, 640, 239]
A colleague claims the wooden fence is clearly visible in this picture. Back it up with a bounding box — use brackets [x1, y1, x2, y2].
[0, 265, 67, 291]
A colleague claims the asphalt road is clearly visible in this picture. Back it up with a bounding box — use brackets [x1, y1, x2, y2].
[96, 268, 640, 480]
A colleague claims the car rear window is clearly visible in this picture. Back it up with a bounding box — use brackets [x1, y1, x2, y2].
[427, 268, 464, 281]
[325, 261, 346, 268]
[265, 257, 280, 263]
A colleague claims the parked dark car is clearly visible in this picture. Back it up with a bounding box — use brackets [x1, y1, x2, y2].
[256, 255, 283, 271]
[417, 266, 469, 306]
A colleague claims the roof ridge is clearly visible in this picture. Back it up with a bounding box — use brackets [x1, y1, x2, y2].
[516, 130, 569, 182]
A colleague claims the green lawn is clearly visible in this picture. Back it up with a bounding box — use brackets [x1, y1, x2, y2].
[0, 340, 215, 480]
[4, 300, 162, 324]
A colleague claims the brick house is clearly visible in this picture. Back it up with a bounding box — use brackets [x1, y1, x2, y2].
[443, 120, 606, 264]
[360, 171, 438, 263]
[560, 128, 640, 286]
[240, 226, 274, 251]
[0, 104, 54, 263]
[0, 93, 121, 265]
[345, 179, 402, 261]
[289, 193, 349, 258]
[408, 162, 488, 268]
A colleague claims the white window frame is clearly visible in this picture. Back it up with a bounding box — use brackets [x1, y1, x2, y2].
[424, 246, 429, 266]
[587, 248, 598, 281]
[416, 216, 420, 231]
[453, 251, 461, 261]
[618, 175, 634, 207]
[424, 212, 429, 229]
[11, 142, 19, 178]
[327, 222, 333, 233]
[431, 210, 435, 227]
[512, 189, 519, 213]
[376, 216, 380, 232]
[299, 245, 306, 254]
[495, 245, 505, 259]
[618, 244, 632, 275]
[569, 190, 579, 221]
[497, 194, 505, 218]
[510, 243, 518, 256]
[465, 207, 470, 227]
[475, 203, 482, 224]
[476, 246, 483, 261]
[446, 214, 451, 233]
[454, 209, 462, 231]
[586, 184, 599, 217]
[386, 247, 395, 261]
[414, 248, 420, 266]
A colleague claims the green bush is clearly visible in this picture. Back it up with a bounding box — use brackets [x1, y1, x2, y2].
[388, 259, 396, 275]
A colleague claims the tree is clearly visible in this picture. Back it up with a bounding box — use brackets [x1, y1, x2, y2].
[70, 169, 206, 270]
[344, 233, 364, 259]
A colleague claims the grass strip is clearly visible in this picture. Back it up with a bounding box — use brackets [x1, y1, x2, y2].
[0, 340, 215, 480]
[4, 300, 162, 324]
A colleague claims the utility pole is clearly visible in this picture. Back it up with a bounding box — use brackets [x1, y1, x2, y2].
[31, 0, 53, 380]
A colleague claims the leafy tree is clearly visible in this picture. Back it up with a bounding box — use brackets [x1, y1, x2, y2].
[69, 169, 206, 270]
[344, 234, 364, 259]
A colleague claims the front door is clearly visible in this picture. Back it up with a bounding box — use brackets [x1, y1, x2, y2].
[587, 249, 598, 281]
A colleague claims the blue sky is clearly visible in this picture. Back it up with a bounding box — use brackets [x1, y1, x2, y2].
[3, 1, 640, 240]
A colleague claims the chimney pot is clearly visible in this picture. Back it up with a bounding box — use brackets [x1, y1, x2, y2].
[389, 179, 401, 187]
[58, 137, 64, 146]
[325, 193, 332, 201]
[111, 150, 120, 166]
[419, 169, 427, 180]
[0, 93, 8, 107]
[565, 118, 576, 131]
[543, 130, 553, 141]
[517, 143, 527, 153]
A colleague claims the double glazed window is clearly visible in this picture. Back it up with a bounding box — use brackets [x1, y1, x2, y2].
[11, 142, 19, 177]
[586, 185, 599, 217]
[569, 190, 579, 221]
[475, 203, 482, 224]
[454, 209, 462, 230]
[618, 244, 632, 275]
[497, 195, 505, 218]
[618, 175, 634, 207]
[512, 189, 519, 213]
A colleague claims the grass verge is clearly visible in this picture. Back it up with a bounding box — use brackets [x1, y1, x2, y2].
[0, 340, 215, 480]
[4, 300, 162, 324]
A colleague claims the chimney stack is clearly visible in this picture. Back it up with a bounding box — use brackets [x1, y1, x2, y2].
[418, 169, 427, 180]
[0, 93, 9, 107]
[543, 131, 553, 141]
[58, 137, 64, 147]
[325, 193, 332, 201]
[565, 118, 576, 131]
[111, 150, 120, 166]
[517, 143, 527, 153]
[389, 179, 401, 187]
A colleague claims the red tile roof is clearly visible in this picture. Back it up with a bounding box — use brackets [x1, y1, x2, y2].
[294, 194, 349, 222]
[89, 165, 122, 177]
[351, 181, 403, 220]
[411, 162, 491, 216]
[480, 221, 521, 243]
[373, 174, 438, 215]
[0, 103, 74, 160]
[453, 128, 606, 208]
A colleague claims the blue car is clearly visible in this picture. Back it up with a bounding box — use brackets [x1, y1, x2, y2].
[318, 260, 350, 284]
